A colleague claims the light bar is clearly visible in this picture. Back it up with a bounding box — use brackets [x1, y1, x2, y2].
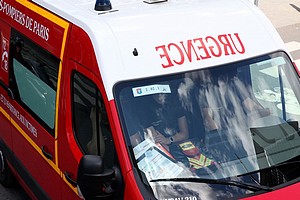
[95, 0, 112, 11]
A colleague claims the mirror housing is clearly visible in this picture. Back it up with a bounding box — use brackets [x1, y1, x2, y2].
[77, 155, 115, 199]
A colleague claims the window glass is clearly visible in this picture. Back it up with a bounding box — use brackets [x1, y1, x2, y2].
[72, 72, 115, 168]
[13, 59, 56, 128]
[250, 57, 300, 120]
[9, 29, 59, 136]
[115, 52, 300, 199]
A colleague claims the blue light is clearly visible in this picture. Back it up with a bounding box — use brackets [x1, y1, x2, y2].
[95, 0, 112, 11]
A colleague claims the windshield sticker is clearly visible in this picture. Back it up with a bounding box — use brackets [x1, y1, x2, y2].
[132, 84, 171, 97]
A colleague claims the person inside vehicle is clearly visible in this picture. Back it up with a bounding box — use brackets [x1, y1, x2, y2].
[149, 93, 189, 148]
[178, 70, 219, 140]
[216, 71, 271, 127]
[180, 69, 271, 135]
[136, 92, 189, 151]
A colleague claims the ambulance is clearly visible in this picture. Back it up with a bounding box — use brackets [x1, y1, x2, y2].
[1, 0, 300, 199]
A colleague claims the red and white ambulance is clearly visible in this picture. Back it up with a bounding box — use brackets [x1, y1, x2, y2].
[1, 0, 300, 199]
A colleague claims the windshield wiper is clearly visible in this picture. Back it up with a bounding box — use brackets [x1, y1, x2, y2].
[150, 161, 300, 192]
[151, 177, 273, 192]
[238, 160, 300, 177]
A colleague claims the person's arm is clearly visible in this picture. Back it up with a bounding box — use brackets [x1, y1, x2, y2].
[242, 97, 262, 111]
[153, 116, 189, 145]
[202, 108, 218, 131]
[233, 76, 271, 117]
[173, 116, 189, 142]
[243, 97, 271, 117]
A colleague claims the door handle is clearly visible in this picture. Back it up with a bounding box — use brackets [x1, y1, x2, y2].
[0, 80, 14, 100]
[64, 171, 77, 186]
[41, 145, 53, 160]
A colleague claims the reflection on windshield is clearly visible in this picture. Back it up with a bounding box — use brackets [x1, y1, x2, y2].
[115, 52, 300, 199]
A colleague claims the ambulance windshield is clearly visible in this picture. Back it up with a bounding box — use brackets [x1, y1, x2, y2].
[115, 51, 300, 199]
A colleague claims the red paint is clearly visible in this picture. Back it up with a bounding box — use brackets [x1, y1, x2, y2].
[243, 182, 300, 200]
[0, 0, 65, 57]
[155, 33, 245, 68]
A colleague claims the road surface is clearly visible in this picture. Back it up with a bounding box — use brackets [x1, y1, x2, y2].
[259, 0, 300, 66]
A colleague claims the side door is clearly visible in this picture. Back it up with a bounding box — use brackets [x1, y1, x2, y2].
[8, 29, 63, 199]
[1, 1, 70, 198]
[58, 61, 121, 199]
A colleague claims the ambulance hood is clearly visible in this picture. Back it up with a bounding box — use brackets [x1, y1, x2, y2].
[33, 0, 286, 100]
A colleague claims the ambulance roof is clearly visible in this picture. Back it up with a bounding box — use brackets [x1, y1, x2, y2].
[33, 0, 286, 100]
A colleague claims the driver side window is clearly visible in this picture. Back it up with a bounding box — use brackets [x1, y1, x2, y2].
[72, 72, 115, 167]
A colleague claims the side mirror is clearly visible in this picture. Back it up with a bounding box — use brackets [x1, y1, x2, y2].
[77, 155, 115, 199]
